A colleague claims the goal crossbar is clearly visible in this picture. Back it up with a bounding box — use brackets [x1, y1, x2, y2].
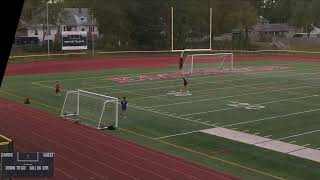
[61, 89, 119, 129]
[77, 89, 118, 101]
[182, 52, 234, 75]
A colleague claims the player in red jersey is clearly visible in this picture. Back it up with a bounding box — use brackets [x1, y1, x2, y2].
[54, 81, 61, 96]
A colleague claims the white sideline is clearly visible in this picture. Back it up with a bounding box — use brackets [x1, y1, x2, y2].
[32, 70, 320, 101]
[154, 130, 201, 140]
[32, 82, 68, 92]
[181, 94, 318, 117]
[201, 128, 320, 163]
[148, 85, 317, 108]
[222, 108, 320, 128]
[128, 105, 217, 128]
[85, 70, 320, 91]
[34, 69, 178, 83]
[130, 79, 287, 101]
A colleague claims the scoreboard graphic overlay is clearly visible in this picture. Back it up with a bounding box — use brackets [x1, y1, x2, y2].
[62, 31, 88, 50]
[1, 152, 54, 178]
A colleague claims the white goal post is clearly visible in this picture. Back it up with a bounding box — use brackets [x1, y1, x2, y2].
[61, 89, 119, 129]
[180, 50, 234, 75]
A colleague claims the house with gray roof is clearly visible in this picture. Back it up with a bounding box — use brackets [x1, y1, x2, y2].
[233, 17, 297, 42]
[17, 8, 99, 43]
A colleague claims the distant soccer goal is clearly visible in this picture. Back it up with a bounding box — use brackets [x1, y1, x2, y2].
[181, 51, 233, 76]
[61, 90, 118, 129]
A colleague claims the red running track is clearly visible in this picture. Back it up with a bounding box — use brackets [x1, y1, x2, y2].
[0, 98, 240, 180]
[5, 55, 320, 76]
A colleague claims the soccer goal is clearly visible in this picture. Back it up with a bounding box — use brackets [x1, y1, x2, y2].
[61, 89, 119, 129]
[181, 51, 233, 75]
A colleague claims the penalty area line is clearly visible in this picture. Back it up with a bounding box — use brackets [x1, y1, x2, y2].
[154, 130, 202, 140]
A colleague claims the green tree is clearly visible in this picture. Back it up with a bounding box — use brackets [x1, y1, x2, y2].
[127, 1, 169, 50]
[289, 0, 320, 36]
[92, 0, 133, 49]
[237, 2, 257, 49]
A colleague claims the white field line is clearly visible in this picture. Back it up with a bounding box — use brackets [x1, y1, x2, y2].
[181, 94, 318, 117]
[154, 128, 320, 141]
[32, 70, 320, 100]
[32, 82, 68, 92]
[104, 87, 173, 103]
[130, 80, 285, 101]
[277, 129, 320, 141]
[148, 85, 317, 108]
[254, 129, 320, 145]
[154, 130, 201, 140]
[121, 74, 320, 101]
[222, 108, 320, 128]
[128, 105, 217, 128]
[34, 69, 179, 83]
[84, 70, 320, 91]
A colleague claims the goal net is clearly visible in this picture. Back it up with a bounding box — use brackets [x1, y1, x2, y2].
[61, 90, 119, 129]
[181, 52, 233, 76]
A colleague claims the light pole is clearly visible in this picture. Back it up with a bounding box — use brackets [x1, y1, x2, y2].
[171, 7, 174, 51]
[46, 1, 50, 57]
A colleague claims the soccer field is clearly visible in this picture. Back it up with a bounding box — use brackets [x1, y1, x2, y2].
[1, 57, 320, 179]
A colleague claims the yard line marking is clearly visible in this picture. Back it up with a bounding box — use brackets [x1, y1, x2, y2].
[289, 141, 296, 144]
[149, 85, 316, 108]
[302, 144, 310, 147]
[154, 130, 201, 140]
[35, 69, 179, 83]
[286, 147, 308, 154]
[32, 70, 320, 106]
[276, 129, 320, 141]
[254, 132, 261, 135]
[130, 80, 285, 101]
[255, 129, 320, 146]
[181, 108, 234, 117]
[128, 105, 217, 128]
[264, 135, 272, 138]
[181, 94, 318, 117]
[105, 87, 174, 103]
[128, 72, 320, 100]
[84, 70, 320, 91]
[32, 82, 69, 92]
[223, 109, 320, 128]
[33, 66, 317, 84]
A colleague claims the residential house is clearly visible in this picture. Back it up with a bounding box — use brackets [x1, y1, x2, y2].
[233, 17, 297, 42]
[16, 8, 99, 44]
[58, 8, 99, 40]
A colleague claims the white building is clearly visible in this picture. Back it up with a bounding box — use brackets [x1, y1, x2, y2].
[19, 8, 99, 43]
[60, 8, 99, 36]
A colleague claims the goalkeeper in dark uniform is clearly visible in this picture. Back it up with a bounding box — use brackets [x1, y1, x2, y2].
[181, 77, 189, 93]
[120, 97, 128, 118]
[179, 52, 189, 93]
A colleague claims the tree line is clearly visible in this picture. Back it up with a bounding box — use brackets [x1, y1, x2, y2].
[20, 0, 320, 50]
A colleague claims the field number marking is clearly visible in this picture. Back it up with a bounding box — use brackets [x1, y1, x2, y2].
[227, 101, 265, 110]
